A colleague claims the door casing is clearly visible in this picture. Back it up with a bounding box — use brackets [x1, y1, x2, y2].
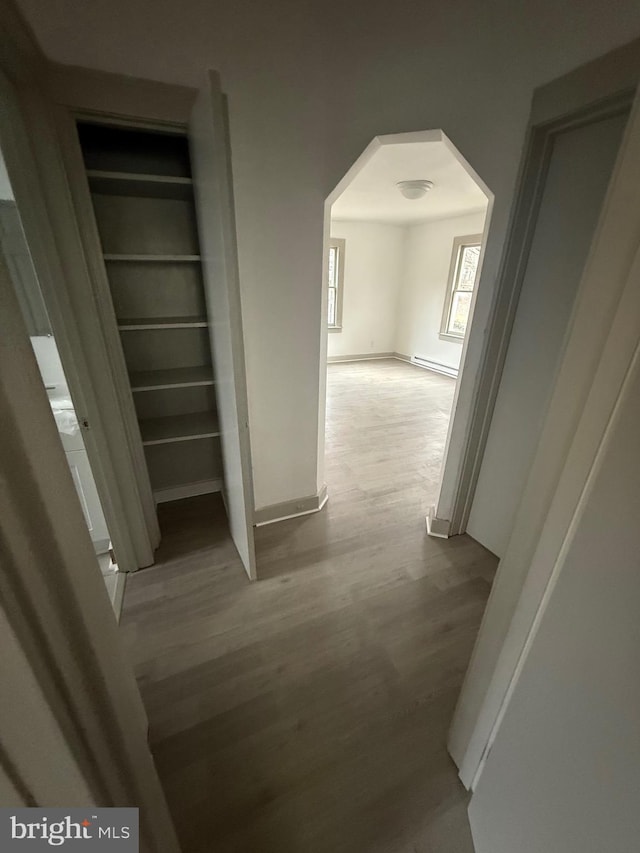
[449, 38, 640, 790]
[188, 70, 257, 579]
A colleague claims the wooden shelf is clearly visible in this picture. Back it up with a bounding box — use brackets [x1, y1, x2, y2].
[153, 478, 222, 504]
[129, 366, 215, 392]
[144, 434, 222, 496]
[118, 316, 207, 330]
[80, 123, 221, 505]
[140, 411, 220, 446]
[87, 169, 193, 200]
[104, 254, 201, 262]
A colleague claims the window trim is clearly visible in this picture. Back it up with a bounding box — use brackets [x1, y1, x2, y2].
[327, 237, 345, 331]
[440, 234, 482, 342]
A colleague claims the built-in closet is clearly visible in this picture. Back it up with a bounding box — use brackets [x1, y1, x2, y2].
[76, 122, 222, 504]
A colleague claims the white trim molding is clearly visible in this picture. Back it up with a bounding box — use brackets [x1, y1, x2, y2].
[254, 484, 328, 527]
[450, 72, 640, 792]
[111, 572, 127, 623]
[327, 352, 395, 363]
[327, 352, 459, 379]
[426, 507, 452, 538]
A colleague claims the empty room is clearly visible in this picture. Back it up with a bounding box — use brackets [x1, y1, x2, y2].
[2, 2, 640, 853]
[325, 133, 489, 521]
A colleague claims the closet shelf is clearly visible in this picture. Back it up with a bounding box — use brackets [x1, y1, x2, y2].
[140, 411, 220, 446]
[79, 121, 222, 503]
[129, 366, 215, 391]
[87, 169, 193, 200]
[103, 254, 201, 262]
[118, 315, 208, 330]
[152, 478, 222, 504]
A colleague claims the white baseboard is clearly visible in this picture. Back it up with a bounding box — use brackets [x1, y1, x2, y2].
[327, 351, 458, 379]
[112, 572, 127, 622]
[327, 352, 395, 363]
[255, 484, 328, 526]
[92, 537, 111, 556]
[426, 506, 452, 538]
[154, 478, 222, 504]
[103, 569, 127, 621]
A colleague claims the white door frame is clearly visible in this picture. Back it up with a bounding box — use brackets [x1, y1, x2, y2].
[450, 77, 640, 790]
[0, 28, 159, 571]
[0, 244, 179, 848]
[440, 40, 640, 540]
[316, 129, 495, 532]
[189, 70, 257, 580]
[47, 63, 257, 577]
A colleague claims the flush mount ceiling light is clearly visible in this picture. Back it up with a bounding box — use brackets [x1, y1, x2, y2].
[396, 179, 434, 200]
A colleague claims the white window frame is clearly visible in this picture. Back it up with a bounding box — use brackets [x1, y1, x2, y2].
[327, 237, 345, 331]
[440, 234, 482, 342]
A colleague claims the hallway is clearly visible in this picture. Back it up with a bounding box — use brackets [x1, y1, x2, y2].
[121, 359, 497, 852]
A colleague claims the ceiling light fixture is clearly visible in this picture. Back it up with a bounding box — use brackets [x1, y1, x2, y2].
[396, 179, 434, 200]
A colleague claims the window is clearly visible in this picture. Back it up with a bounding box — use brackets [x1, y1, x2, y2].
[327, 238, 345, 330]
[440, 234, 482, 341]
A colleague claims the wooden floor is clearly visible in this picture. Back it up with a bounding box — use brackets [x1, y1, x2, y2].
[121, 359, 497, 853]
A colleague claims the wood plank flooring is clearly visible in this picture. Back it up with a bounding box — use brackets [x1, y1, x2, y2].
[121, 359, 497, 852]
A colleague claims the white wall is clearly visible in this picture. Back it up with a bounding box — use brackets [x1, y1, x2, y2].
[328, 211, 486, 367]
[396, 210, 486, 369]
[468, 332, 640, 853]
[16, 0, 640, 510]
[327, 220, 404, 358]
[0, 604, 94, 805]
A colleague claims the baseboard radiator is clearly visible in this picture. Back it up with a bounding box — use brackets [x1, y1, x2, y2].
[410, 355, 459, 378]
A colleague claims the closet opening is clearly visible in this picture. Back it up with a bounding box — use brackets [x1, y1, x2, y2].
[75, 121, 223, 511]
[68, 85, 259, 581]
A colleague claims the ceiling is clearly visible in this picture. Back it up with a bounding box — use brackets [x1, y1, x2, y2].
[331, 139, 488, 225]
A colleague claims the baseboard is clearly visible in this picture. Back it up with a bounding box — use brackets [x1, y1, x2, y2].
[327, 352, 395, 363]
[154, 478, 222, 504]
[327, 351, 458, 379]
[426, 506, 452, 539]
[92, 537, 111, 556]
[254, 483, 328, 526]
[112, 572, 127, 623]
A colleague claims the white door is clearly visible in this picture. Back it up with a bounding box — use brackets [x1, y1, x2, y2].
[466, 90, 640, 850]
[189, 71, 257, 580]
